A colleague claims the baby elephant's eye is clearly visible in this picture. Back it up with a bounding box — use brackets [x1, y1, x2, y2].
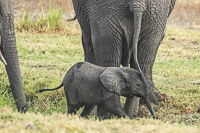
[136, 83, 140, 88]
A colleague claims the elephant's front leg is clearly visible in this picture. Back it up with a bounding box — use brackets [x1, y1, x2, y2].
[104, 95, 130, 119]
[124, 97, 140, 119]
[0, 0, 28, 112]
[80, 105, 95, 118]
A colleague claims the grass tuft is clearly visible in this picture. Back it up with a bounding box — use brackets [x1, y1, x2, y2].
[15, 3, 66, 33]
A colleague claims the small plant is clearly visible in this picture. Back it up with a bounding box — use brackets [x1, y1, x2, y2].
[36, 7, 47, 31]
[47, 6, 64, 31]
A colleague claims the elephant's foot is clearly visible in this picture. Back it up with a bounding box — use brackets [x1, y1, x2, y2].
[146, 77, 162, 101]
[18, 103, 29, 113]
[89, 106, 112, 120]
[139, 83, 161, 105]
[139, 64, 161, 101]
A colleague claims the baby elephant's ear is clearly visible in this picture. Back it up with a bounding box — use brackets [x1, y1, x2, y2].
[100, 67, 127, 95]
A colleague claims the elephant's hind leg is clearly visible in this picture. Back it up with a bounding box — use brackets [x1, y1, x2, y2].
[80, 105, 95, 118]
[97, 104, 114, 119]
[136, 29, 165, 101]
[91, 26, 123, 67]
[82, 34, 96, 64]
[67, 104, 81, 115]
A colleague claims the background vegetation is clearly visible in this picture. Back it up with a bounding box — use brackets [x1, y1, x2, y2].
[0, 0, 200, 132]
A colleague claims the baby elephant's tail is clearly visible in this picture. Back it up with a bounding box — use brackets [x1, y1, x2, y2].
[36, 83, 63, 93]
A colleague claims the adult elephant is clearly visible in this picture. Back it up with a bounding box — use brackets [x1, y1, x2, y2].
[72, 0, 176, 118]
[0, 0, 28, 112]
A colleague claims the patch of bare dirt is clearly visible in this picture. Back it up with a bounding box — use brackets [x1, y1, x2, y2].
[180, 107, 194, 114]
[161, 94, 172, 102]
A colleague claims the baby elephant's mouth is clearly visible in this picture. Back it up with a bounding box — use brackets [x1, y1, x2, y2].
[127, 93, 144, 98]
[132, 93, 143, 98]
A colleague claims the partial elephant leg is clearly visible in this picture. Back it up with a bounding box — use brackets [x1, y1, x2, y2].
[89, 105, 98, 116]
[140, 63, 161, 101]
[103, 95, 130, 119]
[0, 36, 7, 65]
[91, 23, 123, 67]
[80, 105, 95, 118]
[97, 105, 113, 119]
[124, 97, 140, 119]
[72, 1, 96, 64]
[67, 104, 81, 115]
[0, 0, 28, 112]
[97, 104, 108, 119]
[137, 29, 166, 101]
[82, 32, 96, 64]
[104, 102, 130, 119]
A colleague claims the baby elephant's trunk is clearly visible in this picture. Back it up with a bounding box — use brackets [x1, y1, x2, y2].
[144, 96, 156, 119]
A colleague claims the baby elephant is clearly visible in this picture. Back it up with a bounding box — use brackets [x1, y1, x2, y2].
[37, 62, 157, 119]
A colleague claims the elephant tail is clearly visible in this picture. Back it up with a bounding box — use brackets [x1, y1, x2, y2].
[36, 83, 63, 93]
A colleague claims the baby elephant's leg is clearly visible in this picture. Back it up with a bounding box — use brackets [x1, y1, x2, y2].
[97, 104, 107, 119]
[80, 105, 95, 118]
[97, 105, 114, 119]
[107, 103, 130, 119]
[104, 95, 130, 119]
[67, 103, 81, 115]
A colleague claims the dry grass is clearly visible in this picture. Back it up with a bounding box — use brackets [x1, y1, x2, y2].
[0, 108, 199, 133]
[14, 0, 74, 19]
[14, 0, 73, 11]
[14, 0, 75, 33]
[13, 0, 200, 33]
[168, 0, 200, 29]
[14, 0, 200, 29]
[14, 0, 200, 34]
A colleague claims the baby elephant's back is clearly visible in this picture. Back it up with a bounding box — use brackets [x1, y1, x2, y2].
[72, 62, 106, 80]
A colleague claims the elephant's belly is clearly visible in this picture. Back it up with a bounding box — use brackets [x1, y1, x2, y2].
[76, 86, 103, 105]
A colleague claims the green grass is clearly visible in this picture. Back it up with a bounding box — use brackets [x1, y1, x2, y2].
[0, 21, 200, 132]
[15, 28, 83, 114]
[151, 27, 200, 126]
[15, 4, 66, 33]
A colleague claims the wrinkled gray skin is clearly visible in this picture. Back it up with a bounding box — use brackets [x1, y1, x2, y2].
[0, 0, 28, 112]
[37, 62, 157, 119]
[72, 0, 176, 118]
